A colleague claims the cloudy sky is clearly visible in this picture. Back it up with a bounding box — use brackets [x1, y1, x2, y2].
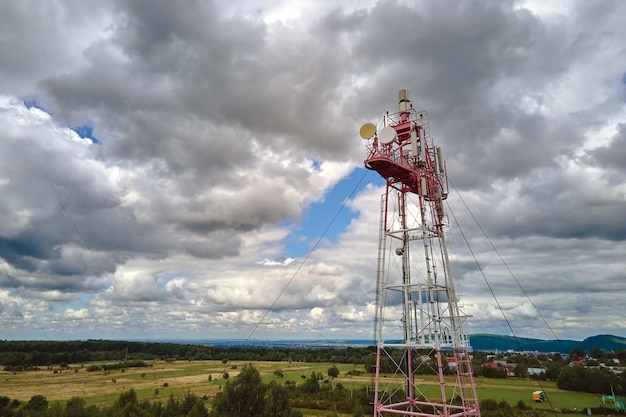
[1, 0, 625, 342]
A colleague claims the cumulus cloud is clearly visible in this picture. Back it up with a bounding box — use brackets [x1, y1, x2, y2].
[0, 0, 625, 341]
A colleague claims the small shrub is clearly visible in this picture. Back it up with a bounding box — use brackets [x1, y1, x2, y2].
[480, 399, 498, 411]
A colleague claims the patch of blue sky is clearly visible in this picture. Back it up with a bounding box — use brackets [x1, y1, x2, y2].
[282, 167, 377, 258]
[23, 98, 50, 113]
[71, 123, 100, 144]
[52, 294, 91, 313]
[22, 99, 101, 144]
[155, 272, 186, 288]
[311, 159, 322, 171]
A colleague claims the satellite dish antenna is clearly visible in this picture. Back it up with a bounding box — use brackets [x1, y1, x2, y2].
[359, 122, 376, 139]
[378, 126, 397, 145]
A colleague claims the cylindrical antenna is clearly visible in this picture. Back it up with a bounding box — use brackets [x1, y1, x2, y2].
[437, 147, 444, 173]
[399, 89, 411, 112]
[421, 178, 428, 197]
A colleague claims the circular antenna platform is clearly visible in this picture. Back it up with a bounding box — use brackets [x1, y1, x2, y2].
[359, 122, 376, 139]
[378, 126, 397, 145]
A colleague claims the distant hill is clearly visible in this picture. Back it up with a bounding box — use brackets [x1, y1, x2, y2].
[469, 334, 626, 354]
[578, 334, 626, 352]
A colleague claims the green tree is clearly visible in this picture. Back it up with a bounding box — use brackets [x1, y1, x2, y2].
[25, 395, 48, 412]
[569, 348, 585, 360]
[513, 363, 527, 379]
[557, 365, 618, 393]
[188, 400, 209, 417]
[351, 399, 365, 417]
[557, 365, 585, 391]
[544, 361, 564, 381]
[301, 371, 320, 393]
[328, 365, 340, 378]
[115, 389, 138, 409]
[266, 381, 291, 417]
[65, 397, 89, 417]
[589, 347, 604, 359]
[211, 363, 266, 417]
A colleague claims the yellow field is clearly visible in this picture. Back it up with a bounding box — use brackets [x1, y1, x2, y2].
[1, 360, 232, 403]
[0, 360, 366, 416]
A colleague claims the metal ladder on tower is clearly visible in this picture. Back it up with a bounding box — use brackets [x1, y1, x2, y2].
[454, 347, 480, 414]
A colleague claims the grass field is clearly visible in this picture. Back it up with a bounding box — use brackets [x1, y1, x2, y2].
[0, 360, 609, 415]
[476, 378, 601, 411]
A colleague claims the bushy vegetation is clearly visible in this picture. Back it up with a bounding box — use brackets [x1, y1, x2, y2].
[557, 365, 622, 394]
[0, 389, 207, 417]
[210, 364, 371, 416]
[479, 399, 547, 417]
[85, 360, 151, 372]
[0, 340, 374, 368]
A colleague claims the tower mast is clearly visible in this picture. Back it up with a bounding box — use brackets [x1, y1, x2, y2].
[361, 90, 480, 417]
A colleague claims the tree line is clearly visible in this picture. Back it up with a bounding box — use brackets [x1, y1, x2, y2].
[0, 340, 373, 370]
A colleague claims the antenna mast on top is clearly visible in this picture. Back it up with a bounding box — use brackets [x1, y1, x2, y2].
[360, 90, 481, 417]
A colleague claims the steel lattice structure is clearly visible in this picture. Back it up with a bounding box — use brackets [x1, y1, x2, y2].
[361, 90, 481, 417]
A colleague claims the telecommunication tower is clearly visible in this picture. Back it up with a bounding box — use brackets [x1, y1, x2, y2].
[360, 90, 480, 417]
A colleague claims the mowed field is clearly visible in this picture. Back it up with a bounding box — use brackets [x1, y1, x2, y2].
[1, 360, 353, 405]
[0, 360, 607, 414]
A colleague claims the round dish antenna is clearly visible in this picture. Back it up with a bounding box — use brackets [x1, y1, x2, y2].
[378, 126, 397, 145]
[359, 122, 377, 139]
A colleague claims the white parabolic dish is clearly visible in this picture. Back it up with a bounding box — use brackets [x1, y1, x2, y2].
[378, 126, 397, 145]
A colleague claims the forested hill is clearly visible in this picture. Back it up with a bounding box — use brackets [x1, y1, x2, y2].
[469, 334, 626, 353]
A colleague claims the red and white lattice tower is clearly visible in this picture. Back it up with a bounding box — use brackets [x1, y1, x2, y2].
[360, 90, 480, 417]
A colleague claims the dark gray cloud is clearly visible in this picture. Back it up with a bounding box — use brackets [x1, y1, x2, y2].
[589, 123, 626, 171]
